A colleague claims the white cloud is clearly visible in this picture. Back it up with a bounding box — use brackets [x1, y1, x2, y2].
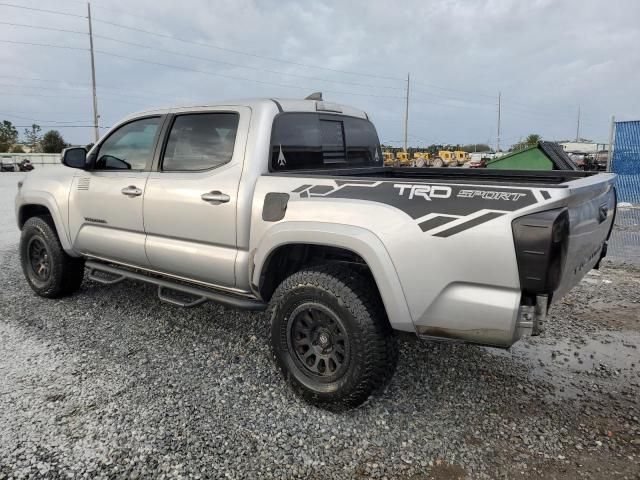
[0, 0, 638, 145]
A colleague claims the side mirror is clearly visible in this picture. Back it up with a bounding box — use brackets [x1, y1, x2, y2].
[61, 147, 87, 169]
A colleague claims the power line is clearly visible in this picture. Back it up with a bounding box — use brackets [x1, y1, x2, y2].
[0, 2, 85, 19]
[1, 18, 404, 91]
[1, 3, 402, 82]
[0, 39, 87, 51]
[411, 86, 495, 105]
[0, 75, 197, 103]
[0, 111, 91, 123]
[411, 80, 495, 99]
[0, 90, 147, 107]
[90, 17, 405, 82]
[94, 49, 405, 99]
[0, 21, 86, 35]
[0, 38, 403, 100]
[93, 33, 406, 91]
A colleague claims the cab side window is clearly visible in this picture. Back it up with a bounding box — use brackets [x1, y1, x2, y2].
[95, 117, 161, 171]
[270, 113, 382, 171]
[162, 113, 239, 171]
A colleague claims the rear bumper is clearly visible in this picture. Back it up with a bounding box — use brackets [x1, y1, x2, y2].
[414, 285, 549, 347]
[414, 283, 523, 347]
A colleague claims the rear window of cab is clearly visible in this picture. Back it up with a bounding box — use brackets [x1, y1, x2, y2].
[270, 113, 383, 171]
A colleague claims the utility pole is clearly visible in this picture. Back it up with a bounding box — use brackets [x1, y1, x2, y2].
[403, 72, 410, 152]
[575, 105, 581, 141]
[607, 115, 615, 172]
[496, 91, 501, 153]
[87, 2, 99, 142]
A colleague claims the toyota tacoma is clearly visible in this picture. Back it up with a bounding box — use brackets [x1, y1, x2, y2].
[15, 96, 616, 410]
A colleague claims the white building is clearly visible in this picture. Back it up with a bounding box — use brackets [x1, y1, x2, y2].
[560, 142, 599, 153]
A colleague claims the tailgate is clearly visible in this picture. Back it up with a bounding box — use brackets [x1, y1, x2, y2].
[554, 173, 616, 301]
[511, 173, 616, 305]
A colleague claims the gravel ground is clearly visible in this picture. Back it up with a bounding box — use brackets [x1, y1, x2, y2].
[1, 172, 639, 479]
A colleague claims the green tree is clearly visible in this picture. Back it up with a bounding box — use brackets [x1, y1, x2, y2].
[460, 143, 491, 153]
[23, 124, 42, 152]
[41, 130, 67, 153]
[525, 134, 541, 145]
[0, 120, 19, 152]
[85, 142, 95, 151]
[511, 134, 542, 151]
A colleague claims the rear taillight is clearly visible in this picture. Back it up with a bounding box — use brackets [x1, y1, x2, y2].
[512, 208, 569, 300]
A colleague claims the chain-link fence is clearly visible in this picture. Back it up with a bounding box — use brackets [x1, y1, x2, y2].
[608, 120, 640, 264]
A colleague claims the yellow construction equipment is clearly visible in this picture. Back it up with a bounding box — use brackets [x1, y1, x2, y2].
[413, 152, 431, 167]
[383, 151, 395, 166]
[430, 150, 462, 167]
[453, 150, 470, 165]
[395, 151, 413, 167]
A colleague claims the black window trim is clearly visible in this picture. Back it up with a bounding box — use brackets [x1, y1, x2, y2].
[156, 111, 241, 173]
[267, 111, 382, 173]
[88, 114, 165, 173]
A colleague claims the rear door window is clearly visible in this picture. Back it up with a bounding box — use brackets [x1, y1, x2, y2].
[162, 113, 239, 171]
[271, 113, 382, 171]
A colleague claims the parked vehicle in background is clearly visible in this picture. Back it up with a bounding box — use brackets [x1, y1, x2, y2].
[430, 150, 461, 167]
[15, 96, 617, 411]
[413, 151, 430, 167]
[1, 159, 17, 172]
[468, 157, 487, 168]
[18, 159, 34, 172]
[395, 151, 413, 166]
[568, 152, 587, 169]
[568, 152, 608, 171]
[453, 150, 470, 165]
[594, 150, 609, 170]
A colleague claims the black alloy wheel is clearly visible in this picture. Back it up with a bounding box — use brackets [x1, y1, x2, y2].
[27, 237, 51, 282]
[288, 303, 350, 380]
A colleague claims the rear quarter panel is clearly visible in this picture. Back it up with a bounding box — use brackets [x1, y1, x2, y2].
[250, 174, 571, 344]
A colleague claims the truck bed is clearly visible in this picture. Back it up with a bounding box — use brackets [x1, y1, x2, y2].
[266, 166, 598, 187]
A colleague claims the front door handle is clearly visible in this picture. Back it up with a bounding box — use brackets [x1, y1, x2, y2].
[121, 185, 142, 197]
[201, 191, 230, 204]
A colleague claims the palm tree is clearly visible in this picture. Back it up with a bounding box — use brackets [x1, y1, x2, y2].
[525, 134, 541, 146]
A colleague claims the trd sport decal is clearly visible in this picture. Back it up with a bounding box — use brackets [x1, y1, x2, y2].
[291, 181, 539, 237]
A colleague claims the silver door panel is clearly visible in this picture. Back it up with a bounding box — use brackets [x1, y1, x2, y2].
[144, 234, 236, 287]
[74, 225, 148, 266]
[144, 106, 251, 287]
[69, 172, 151, 267]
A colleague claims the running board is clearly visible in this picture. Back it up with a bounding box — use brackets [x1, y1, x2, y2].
[86, 260, 267, 311]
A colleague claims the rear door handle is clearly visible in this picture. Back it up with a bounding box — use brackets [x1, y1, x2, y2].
[121, 185, 142, 197]
[201, 191, 230, 204]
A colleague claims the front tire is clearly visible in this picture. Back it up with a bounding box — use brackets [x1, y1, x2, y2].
[20, 216, 85, 298]
[268, 265, 397, 411]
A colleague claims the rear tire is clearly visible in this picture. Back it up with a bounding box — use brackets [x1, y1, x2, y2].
[432, 157, 444, 168]
[20, 216, 85, 298]
[268, 264, 398, 411]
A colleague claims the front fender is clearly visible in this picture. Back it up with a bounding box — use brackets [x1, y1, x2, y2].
[17, 190, 75, 254]
[252, 221, 414, 332]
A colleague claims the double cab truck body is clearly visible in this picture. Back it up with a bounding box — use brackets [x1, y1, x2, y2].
[15, 98, 616, 409]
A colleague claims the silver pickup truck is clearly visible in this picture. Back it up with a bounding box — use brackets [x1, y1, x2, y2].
[15, 97, 616, 410]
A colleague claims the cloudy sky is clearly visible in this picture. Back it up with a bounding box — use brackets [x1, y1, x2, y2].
[1, 0, 639, 148]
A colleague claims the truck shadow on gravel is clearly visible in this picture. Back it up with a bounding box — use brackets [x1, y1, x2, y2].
[1, 248, 638, 479]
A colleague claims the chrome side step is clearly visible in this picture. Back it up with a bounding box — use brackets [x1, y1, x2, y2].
[86, 260, 267, 311]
